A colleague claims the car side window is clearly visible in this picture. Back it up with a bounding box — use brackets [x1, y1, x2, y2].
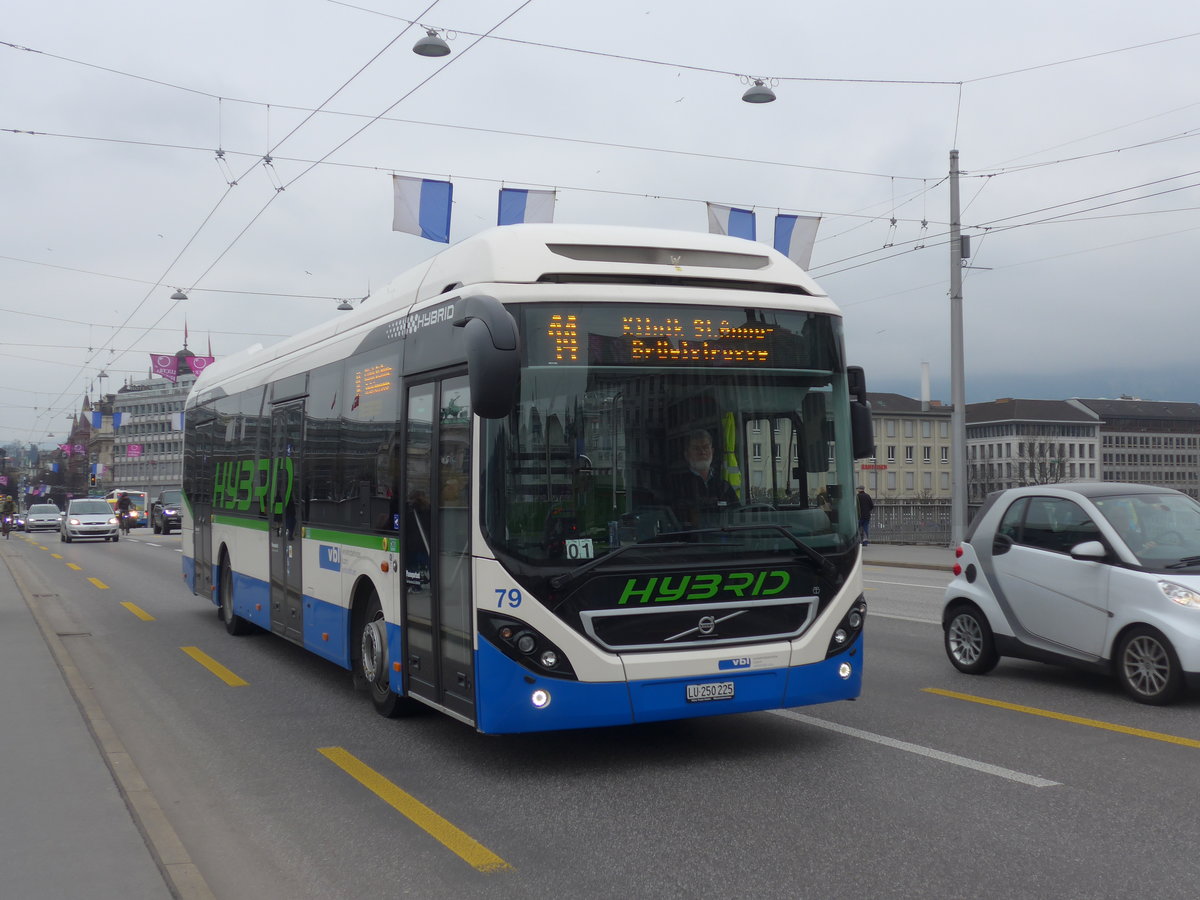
[998, 498, 1026, 542]
[1020, 497, 1096, 554]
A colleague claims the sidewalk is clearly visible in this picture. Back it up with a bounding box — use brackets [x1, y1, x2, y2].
[862, 541, 955, 572]
[0, 541, 192, 899]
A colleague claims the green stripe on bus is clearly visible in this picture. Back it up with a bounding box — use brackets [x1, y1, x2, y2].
[306, 528, 399, 552]
[208, 515, 399, 551]
[211, 515, 270, 531]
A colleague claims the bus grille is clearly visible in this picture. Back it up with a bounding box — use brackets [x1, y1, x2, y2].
[578, 597, 817, 652]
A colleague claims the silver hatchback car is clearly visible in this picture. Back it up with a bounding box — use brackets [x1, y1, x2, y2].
[61, 498, 120, 543]
[943, 482, 1200, 704]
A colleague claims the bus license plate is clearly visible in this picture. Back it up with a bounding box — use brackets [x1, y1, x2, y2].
[686, 681, 735, 702]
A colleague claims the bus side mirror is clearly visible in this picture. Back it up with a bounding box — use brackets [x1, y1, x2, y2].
[454, 294, 520, 419]
[847, 366, 874, 459]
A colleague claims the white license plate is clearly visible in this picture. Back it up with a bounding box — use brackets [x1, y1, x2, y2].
[686, 681, 735, 702]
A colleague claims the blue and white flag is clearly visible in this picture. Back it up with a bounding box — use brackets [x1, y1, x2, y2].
[498, 188, 556, 226]
[392, 175, 453, 243]
[170, 411, 185, 431]
[91, 411, 103, 429]
[706, 202, 756, 241]
[773, 214, 821, 270]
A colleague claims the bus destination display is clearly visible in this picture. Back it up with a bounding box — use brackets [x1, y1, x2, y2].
[528, 306, 814, 368]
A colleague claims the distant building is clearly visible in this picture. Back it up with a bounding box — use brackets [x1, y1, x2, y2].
[855, 392, 954, 499]
[1068, 397, 1200, 498]
[109, 348, 199, 495]
[965, 398, 1101, 503]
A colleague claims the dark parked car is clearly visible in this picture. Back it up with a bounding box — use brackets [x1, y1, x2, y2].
[151, 489, 182, 534]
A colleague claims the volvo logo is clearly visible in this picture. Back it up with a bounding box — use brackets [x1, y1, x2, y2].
[697, 615, 716, 635]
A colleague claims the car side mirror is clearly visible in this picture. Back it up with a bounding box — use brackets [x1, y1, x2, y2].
[1069, 540, 1107, 561]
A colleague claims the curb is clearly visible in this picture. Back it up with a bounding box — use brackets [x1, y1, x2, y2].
[5, 550, 216, 900]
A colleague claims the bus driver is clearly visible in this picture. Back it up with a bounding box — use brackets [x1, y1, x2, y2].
[671, 428, 738, 526]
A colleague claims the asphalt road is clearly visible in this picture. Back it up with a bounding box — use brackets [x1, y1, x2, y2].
[8, 530, 1200, 899]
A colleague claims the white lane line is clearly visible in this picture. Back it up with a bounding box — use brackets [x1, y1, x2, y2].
[864, 578, 946, 591]
[770, 709, 1060, 788]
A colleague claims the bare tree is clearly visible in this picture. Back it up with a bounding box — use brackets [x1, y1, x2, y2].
[1017, 440, 1067, 485]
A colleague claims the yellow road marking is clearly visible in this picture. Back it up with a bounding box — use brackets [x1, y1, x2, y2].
[88, 577, 108, 589]
[120, 602, 156, 622]
[319, 746, 513, 873]
[925, 688, 1200, 748]
[67, 562, 82, 570]
[50, 553, 62, 558]
[180, 646, 248, 686]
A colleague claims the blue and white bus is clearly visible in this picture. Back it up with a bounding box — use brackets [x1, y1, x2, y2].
[182, 224, 874, 733]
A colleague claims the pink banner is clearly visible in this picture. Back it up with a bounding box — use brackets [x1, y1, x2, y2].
[151, 354, 179, 382]
[126, 444, 143, 458]
[189, 355, 216, 375]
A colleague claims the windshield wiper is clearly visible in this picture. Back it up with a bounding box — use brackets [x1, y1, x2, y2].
[548, 539, 692, 592]
[653, 523, 839, 582]
[1165, 555, 1200, 569]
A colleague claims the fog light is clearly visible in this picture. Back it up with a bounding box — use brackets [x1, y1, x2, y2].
[540, 650, 558, 668]
[838, 662, 852, 679]
[833, 628, 848, 645]
[516, 633, 536, 654]
[531, 688, 551, 708]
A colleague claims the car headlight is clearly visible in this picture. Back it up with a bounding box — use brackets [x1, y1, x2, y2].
[1159, 580, 1200, 609]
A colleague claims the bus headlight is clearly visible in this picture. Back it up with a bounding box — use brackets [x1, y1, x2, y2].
[515, 633, 537, 654]
[826, 596, 867, 658]
[838, 662, 853, 679]
[479, 613, 578, 680]
[531, 689, 551, 709]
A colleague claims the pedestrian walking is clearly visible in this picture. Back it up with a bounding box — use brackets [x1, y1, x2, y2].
[856, 486, 874, 545]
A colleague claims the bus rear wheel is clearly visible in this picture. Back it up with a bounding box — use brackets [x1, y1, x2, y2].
[219, 553, 252, 636]
[358, 593, 419, 718]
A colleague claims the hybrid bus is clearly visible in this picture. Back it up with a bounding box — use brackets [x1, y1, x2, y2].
[182, 224, 874, 733]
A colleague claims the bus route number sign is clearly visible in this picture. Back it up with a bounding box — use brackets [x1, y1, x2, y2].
[564, 538, 594, 559]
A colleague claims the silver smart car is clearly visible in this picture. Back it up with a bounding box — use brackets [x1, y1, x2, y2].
[943, 482, 1200, 704]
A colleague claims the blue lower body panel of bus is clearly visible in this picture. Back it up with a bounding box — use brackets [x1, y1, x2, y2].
[474, 634, 863, 734]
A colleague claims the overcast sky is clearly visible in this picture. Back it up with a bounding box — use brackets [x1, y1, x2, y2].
[4, 1, 1199, 448]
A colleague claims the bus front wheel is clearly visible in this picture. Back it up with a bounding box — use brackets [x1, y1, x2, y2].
[358, 593, 419, 718]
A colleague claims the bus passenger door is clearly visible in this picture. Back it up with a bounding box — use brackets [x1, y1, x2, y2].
[403, 375, 475, 722]
[270, 401, 304, 641]
[192, 417, 216, 598]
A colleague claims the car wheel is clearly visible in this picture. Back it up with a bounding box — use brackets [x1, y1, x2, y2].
[357, 591, 420, 718]
[219, 552, 252, 636]
[1115, 626, 1183, 705]
[112, 534, 119, 542]
[153, 520, 161, 534]
[944, 603, 999, 675]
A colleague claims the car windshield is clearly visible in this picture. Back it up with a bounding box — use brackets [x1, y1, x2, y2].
[30, 505, 58, 514]
[1093, 492, 1200, 566]
[161, 491, 182, 505]
[71, 501, 114, 515]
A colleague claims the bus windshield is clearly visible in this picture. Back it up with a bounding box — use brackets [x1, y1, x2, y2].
[482, 303, 859, 576]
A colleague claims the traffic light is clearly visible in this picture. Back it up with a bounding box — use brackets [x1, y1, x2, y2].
[90, 474, 96, 486]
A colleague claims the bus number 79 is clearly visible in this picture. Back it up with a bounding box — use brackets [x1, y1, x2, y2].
[495, 588, 522, 609]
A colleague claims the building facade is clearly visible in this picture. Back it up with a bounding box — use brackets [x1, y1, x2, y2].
[1068, 397, 1200, 498]
[965, 398, 1101, 504]
[856, 392, 954, 500]
[108, 352, 198, 496]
